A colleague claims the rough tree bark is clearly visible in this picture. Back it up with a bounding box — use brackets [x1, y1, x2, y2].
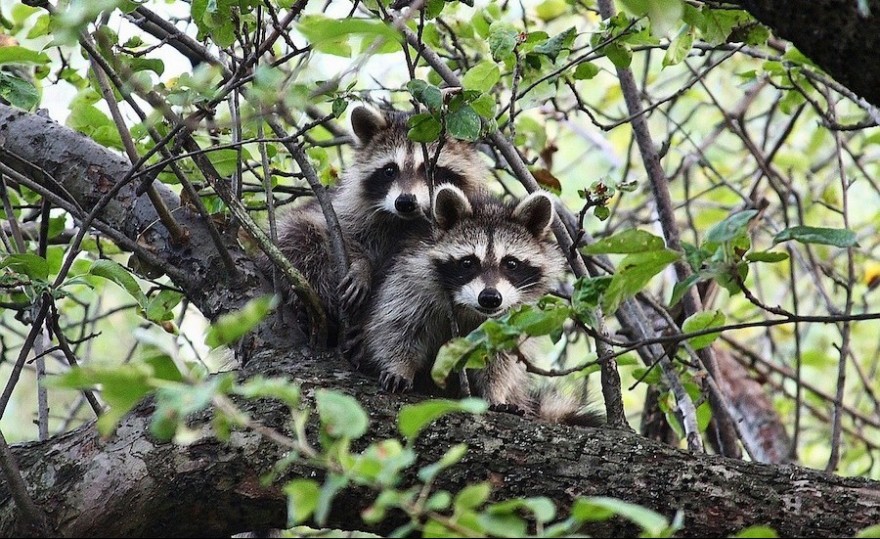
[0, 104, 300, 352]
[733, 0, 880, 110]
[2, 348, 880, 538]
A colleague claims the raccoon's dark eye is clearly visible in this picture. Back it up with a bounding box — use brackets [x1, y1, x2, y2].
[459, 256, 478, 270]
[382, 163, 399, 179]
[502, 257, 520, 271]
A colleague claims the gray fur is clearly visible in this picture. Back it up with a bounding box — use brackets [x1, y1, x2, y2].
[362, 186, 566, 410]
[261, 106, 489, 342]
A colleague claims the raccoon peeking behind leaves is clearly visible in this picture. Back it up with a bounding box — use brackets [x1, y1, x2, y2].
[261, 105, 490, 346]
[359, 185, 603, 427]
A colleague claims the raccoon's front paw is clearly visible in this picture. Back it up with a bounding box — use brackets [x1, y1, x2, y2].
[379, 371, 413, 394]
[338, 258, 372, 313]
[488, 403, 527, 416]
[342, 329, 366, 370]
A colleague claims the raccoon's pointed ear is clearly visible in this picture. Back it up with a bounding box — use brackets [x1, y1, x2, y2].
[513, 192, 555, 237]
[350, 106, 387, 144]
[433, 185, 473, 231]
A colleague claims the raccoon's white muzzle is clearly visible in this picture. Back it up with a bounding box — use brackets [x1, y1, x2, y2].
[455, 278, 521, 317]
[383, 184, 432, 219]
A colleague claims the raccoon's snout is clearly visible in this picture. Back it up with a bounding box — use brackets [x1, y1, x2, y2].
[478, 288, 503, 310]
[394, 194, 419, 215]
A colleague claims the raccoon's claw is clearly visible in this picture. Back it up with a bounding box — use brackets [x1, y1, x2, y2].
[342, 330, 366, 370]
[489, 403, 527, 416]
[379, 372, 413, 394]
[338, 260, 371, 313]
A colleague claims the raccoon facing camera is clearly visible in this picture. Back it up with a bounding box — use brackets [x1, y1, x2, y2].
[260, 105, 491, 347]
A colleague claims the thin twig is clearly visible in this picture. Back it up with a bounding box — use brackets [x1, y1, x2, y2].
[825, 90, 855, 473]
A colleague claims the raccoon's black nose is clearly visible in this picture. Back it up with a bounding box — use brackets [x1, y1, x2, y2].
[395, 194, 418, 214]
[478, 288, 503, 309]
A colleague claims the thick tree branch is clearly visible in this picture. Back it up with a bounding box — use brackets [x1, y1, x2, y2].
[732, 0, 880, 110]
[1, 347, 879, 537]
[0, 104, 274, 330]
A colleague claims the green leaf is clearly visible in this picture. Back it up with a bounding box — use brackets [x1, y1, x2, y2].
[745, 250, 789, 263]
[407, 112, 442, 143]
[572, 275, 612, 327]
[478, 319, 521, 347]
[594, 205, 611, 221]
[399, 398, 487, 441]
[462, 60, 501, 93]
[67, 102, 122, 150]
[662, 26, 694, 67]
[144, 289, 183, 323]
[507, 297, 571, 336]
[419, 443, 469, 482]
[433, 336, 489, 387]
[284, 479, 319, 525]
[316, 389, 369, 440]
[573, 61, 600, 80]
[314, 473, 348, 526]
[424, 0, 445, 18]
[422, 85, 443, 111]
[772, 226, 858, 248]
[681, 310, 725, 350]
[477, 512, 527, 537]
[631, 366, 663, 386]
[235, 376, 301, 408]
[602, 249, 680, 314]
[0, 72, 39, 110]
[45, 355, 181, 436]
[204, 295, 276, 348]
[210, 148, 253, 177]
[488, 23, 518, 60]
[353, 439, 417, 487]
[126, 56, 164, 76]
[470, 94, 496, 118]
[572, 497, 670, 535]
[669, 272, 704, 307]
[856, 524, 880, 538]
[704, 210, 757, 244]
[525, 497, 556, 523]
[487, 497, 556, 523]
[605, 42, 632, 68]
[0, 45, 50, 65]
[582, 229, 666, 254]
[0, 253, 49, 281]
[534, 27, 576, 60]
[89, 259, 147, 307]
[454, 482, 491, 511]
[446, 105, 481, 141]
[536, 0, 568, 21]
[426, 491, 452, 512]
[151, 375, 230, 440]
[646, 0, 685, 37]
[408, 79, 443, 111]
[298, 15, 399, 46]
[331, 98, 347, 118]
[735, 525, 779, 538]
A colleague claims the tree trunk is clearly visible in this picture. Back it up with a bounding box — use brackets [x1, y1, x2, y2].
[1, 348, 879, 538]
[734, 0, 880, 109]
[0, 105, 271, 327]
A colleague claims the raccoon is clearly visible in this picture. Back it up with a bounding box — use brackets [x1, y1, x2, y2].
[361, 185, 571, 413]
[265, 106, 489, 342]
[530, 385, 605, 427]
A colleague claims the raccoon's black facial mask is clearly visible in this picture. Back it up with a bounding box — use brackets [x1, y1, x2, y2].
[363, 162, 400, 201]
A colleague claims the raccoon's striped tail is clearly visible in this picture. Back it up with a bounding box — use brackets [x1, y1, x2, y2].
[530, 385, 605, 428]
